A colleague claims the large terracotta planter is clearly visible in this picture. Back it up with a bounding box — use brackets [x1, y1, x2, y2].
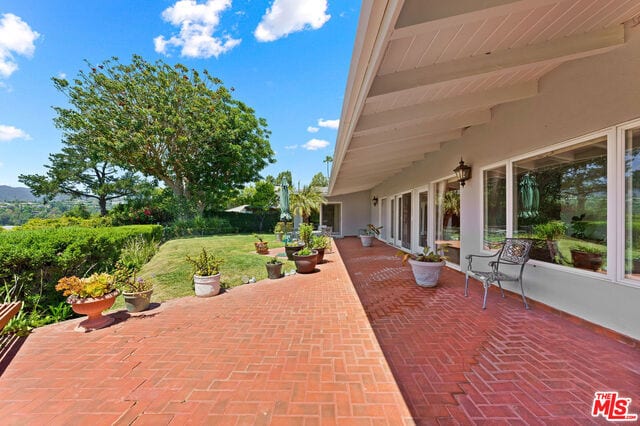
[266, 262, 283, 279]
[571, 250, 603, 271]
[285, 243, 305, 260]
[123, 288, 153, 313]
[408, 259, 446, 287]
[255, 241, 269, 255]
[315, 247, 326, 264]
[194, 273, 221, 297]
[293, 250, 318, 274]
[68, 290, 119, 332]
[360, 235, 374, 247]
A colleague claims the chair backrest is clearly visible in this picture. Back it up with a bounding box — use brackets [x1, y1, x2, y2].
[498, 238, 533, 265]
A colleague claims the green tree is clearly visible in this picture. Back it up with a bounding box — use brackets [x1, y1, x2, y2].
[290, 185, 325, 224]
[250, 181, 277, 231]
[19, 137, 145, 216]
[52, 55, 274, 212]
[323, 155, 333, 180]
[309, 172, 328, 188]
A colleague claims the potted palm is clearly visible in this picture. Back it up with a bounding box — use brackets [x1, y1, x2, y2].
[311, 234, 331, 264]
[293, 247, 318, 274]
[265, 257, 283, 279]
[56, 273, 119, 332]
[570, 243, 605, 271]
[186, 248, 224, 297]
[398, 246, 446, 287]
[360, 224, 382, 247]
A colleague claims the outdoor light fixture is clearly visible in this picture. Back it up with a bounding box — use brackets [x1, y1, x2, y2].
[372, 196, 379, 206]
[453, 158, 472, 187]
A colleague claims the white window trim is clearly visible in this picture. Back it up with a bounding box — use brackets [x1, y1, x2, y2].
[479, 161, 508, 254]
[432, 174, 461, 270]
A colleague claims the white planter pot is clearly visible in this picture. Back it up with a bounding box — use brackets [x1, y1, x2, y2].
[194, 273, 221, 297]
[360, 235, 374, 247]
[408, 259, 446, 287]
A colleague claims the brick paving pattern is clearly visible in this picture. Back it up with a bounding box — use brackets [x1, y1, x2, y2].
[337, 237, 640, 425]
[0, 247, 411, 425]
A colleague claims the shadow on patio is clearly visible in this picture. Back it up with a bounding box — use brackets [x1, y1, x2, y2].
[337, 237, 640, 424]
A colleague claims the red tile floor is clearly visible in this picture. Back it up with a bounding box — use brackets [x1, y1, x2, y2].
[0, 237, 638, 425]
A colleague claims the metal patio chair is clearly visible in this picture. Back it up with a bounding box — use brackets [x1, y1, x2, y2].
[464, 238, 534, 309]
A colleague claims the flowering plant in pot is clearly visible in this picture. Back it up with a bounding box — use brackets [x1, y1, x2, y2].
[265, 257, 283, 279]
[360, 224, 382, 247]
[115, 236, 158, 312]
[311, 235, 331, 264]
[397, 246, 446, 287]
[55, 272, 118, 332]
[186, 248, 224, 297]
[254, 234, 269, 254]
[293, 247, 318, 274]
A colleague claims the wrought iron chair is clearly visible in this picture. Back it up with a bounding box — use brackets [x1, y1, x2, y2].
[464, 238, 534, 309]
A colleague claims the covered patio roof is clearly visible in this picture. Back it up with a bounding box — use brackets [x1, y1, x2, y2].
[329, 0, 640, 195]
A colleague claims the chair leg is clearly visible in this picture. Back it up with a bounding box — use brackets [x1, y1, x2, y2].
[464, 273, 469, 297]
[482, 281, 488, 309]
[496, 279, 505, 298]
[519, 278, 530, 310]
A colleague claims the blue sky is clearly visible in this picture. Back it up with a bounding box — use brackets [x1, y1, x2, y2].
[0, 0, 360, 187]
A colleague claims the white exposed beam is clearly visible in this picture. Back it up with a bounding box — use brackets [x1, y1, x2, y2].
[344, 142, 440, 164]
[370, 25, 624, 100]
[357, 81, 538, 133]
[392, 0, 564, 40]
[331, 182, 382, 196]
[351, 110, 489, 144]
[340, 158, 416, 175]
[349, 129, 459, 153]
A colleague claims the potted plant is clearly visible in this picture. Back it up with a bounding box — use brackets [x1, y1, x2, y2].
[292, 247, 318, 274]
[533, 221, 567, 263]
[285, 240, 305, 260]
[274, 222, 284, 242]
[115, 263, 154, 313]
[254, 234, 269, 254]
[56, 273, 119, 332]
[311, 234, 331, 264]
[186, 248, 224, 297]
[265, 257, 283, 279]
[570, 243, 605, 271]
[298, 223, 314, 247]
[360, 224, 382, 247]
[397, 246, 446, 287]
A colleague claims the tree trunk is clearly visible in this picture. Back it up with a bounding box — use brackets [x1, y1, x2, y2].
[99, 196, 108, 216]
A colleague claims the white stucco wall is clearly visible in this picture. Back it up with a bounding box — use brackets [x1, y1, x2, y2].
[338, 23, 640, 339]
[326, 190, 372, 237]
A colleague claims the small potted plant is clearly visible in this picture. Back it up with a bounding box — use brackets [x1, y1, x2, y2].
[285, 240, 305, 260]
[570, 243, 605, 271]
[293, 247, 318, 274]
[397, 246, 446, 287]
[298, 223, 314, 247]
[265, 257, 283, 279]
[115, 263, 154, 313]
[360, 224, 382, 247]
[274, 222, 284, 242]
[254, 234, 269, 254]
[186, 248, 224, 297]
[311, 234, 331, 264]
[56, 272, 119, 332]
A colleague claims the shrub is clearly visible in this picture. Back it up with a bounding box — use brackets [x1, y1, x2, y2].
[186, 248, 223, 276]
[298, 223, 313, 246]
[20, 216, 113, 229]
[164, 217, 235, 238]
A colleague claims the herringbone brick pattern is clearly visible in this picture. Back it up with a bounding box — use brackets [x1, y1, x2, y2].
[0, 247, 412, 425]
[337, 237, 640, 425]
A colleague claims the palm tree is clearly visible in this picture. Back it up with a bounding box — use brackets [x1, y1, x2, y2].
[323, 156, 333, 180]
[290, 185, 326, 224]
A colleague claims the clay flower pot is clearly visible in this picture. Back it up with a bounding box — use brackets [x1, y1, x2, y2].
[255, 241, 269, 255]
[266, 262, 283, 279]
[285, 243, 305, 260]
[293, 250, 318, 274]
[408, 259, 446, 287]
[194, 274, 221, 297]
[315, 247, 326, 264]
[122, 288, 153, 313]
[68, 290, 119, 332]
[360, 235, 374, 247]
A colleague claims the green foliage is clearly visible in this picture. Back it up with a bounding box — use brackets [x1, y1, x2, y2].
[274, 221, 293, 233]
[211, 211, 280, 233]
[311, 235, 330, 250]
[533, 221, 567, 240]
[570, 243, 606, 255]
[52, 55, 274, 210]
[295, 247, 313, 256]
[63, 203, 91, 219]
[398, 246, 445, 264]
[186, 248, 223, 276]
[163, 216, 235, 238]
[290, 185, 325, 223]
[20, 216, 113, 229]
[114, 235, 159, 293]
[298, 223, 313, 246]
[309, 172, 328, 188]
[266, 257, 282, 265]
[56, 273, 115, 300]
[363, 224, 383, 236]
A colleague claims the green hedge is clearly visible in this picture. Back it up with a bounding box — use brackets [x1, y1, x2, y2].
[212, 211, 280, 233]
[19, 216, 113, 229]
[0, 225, 162, 305]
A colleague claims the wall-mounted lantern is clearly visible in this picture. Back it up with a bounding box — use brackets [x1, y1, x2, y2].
[453, 158, 472, 187]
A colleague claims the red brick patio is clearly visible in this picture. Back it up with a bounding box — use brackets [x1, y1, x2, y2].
[0, 237, 638, 425]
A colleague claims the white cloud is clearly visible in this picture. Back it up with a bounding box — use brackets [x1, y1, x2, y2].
[317, 118, 339, 129]
[284, 144, 298, 150]
[155, 0, 241, 58]
[255, 0, 330, 42]
[302, 138, 329, 151]
[0, 13, 40, 78]
[307, 126, 319, 133]
[0, 124, 31, 141]
[57, 72, 66, 79]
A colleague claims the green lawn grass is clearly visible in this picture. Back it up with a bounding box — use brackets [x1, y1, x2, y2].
[111, 233, 295, 309]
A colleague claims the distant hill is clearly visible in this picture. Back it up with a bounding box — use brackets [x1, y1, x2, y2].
[0, 185, 41, 202]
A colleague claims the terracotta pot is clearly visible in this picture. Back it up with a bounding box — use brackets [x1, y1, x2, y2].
[194, 273, 221, 297]
[314, 247, 326, 264]
[360, 235, 374, 247]
[571, 250, 603, 271]
[266, 262, 283, 279]
[68, 290, 119, 332]
[122, 288, 153, 313]
[254, 241, 269, 255]
[285, 243, 305, 260]
[408, 259, 446, 287]
[293, 250, 318, 274]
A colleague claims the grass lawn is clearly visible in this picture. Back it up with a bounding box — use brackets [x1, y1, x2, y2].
[111, 233, 296, 310]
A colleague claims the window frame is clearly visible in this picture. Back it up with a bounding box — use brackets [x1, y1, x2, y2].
[479, 161, 508, 254]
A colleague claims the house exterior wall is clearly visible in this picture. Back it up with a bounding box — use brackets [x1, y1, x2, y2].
[326, 190, 371, 237]
[346, 23, 640, 339]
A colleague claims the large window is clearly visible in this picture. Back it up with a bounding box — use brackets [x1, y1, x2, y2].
[512, 136, 607, 273]
[435, 178, 461, 265]
[625, 127, 640, 281]
[483, 166, 506, 250]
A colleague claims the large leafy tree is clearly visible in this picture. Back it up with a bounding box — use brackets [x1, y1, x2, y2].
[52, 55, 274, 212]
[19, 135, 146, 216]
[309, 172, 328, 188]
